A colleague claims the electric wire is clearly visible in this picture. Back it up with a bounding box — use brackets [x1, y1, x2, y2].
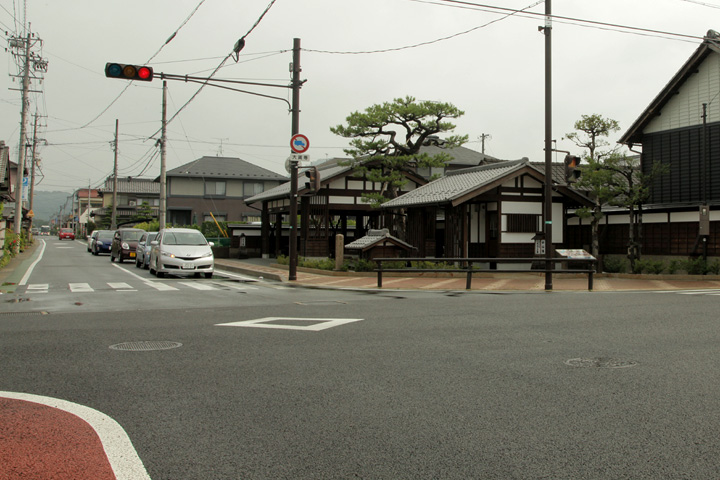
[79, 0, 209, 129]
[148, 0, 280, 139]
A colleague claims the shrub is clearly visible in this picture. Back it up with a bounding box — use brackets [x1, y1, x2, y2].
[683, 258, 708, 275]
[644, 260, 666, 275]
[668, 260, 681, 274]
[602, 256, 627, 273]
[708, 260, 720, 275]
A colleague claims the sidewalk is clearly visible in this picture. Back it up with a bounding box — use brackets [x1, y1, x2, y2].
[214, 257, 720, 292]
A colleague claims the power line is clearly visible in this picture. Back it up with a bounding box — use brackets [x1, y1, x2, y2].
[306, 0, 703, 55]
[148, 0, 280, 139]
[79, 0, 210, 129]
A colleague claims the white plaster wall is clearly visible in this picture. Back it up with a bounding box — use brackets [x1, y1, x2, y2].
[645, 51, 720, 133]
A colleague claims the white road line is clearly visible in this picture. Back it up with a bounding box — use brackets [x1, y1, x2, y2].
[0, 391, 151, 480]
[144, 281, 179, 291]
[108, 282, 134, 290]
[177, 281, 217, 291]
[26, 284, 49, 293]
[69, 283, 94, 293]
[19, 240, 46, 286]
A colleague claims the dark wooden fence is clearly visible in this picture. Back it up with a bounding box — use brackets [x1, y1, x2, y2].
[374, 257, 597, 291]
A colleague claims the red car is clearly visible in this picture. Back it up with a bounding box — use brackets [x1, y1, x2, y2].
[58, 228, 75, 241]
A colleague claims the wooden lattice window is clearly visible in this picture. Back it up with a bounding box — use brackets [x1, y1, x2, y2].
[505, 214, 539, 233]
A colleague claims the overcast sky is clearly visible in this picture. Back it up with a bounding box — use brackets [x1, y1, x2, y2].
[1, 0, 717, 193]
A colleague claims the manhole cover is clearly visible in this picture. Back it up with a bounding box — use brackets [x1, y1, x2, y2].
[109, 341, 183, 352]
[565, 357, 638, 368]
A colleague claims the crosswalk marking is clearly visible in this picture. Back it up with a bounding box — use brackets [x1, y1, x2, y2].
[177, 281, 217, 291]
[27, 284, 49, 293]
[144, 281, 179, 291]
[26, 279, 255, 294]
[69, 283, 94, 293]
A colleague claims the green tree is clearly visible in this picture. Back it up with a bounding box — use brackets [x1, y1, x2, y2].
[566, 114, 621, 264]
[568, 114, 666, 271]
[331, 96, 467, 208]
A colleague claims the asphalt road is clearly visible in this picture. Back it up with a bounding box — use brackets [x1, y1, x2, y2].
[2, 239, 720, 479]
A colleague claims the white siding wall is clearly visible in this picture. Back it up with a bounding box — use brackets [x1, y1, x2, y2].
[170, 177, 203, 195]
[645, 51, 720, 133]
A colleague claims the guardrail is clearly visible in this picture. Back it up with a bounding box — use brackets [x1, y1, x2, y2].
[374, 257, 597, 291]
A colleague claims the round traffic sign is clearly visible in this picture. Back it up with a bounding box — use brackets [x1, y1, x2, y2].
[290, 134, 309, 153]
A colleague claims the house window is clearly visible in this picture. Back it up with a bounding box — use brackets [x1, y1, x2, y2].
[505, 214, 539, 233]
[203, 213, 227, 222]
[243, 182, 264, 196]
[204, 181, 226, 196]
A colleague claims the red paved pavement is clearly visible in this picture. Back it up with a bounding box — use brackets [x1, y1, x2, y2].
[0, 397, 116, 480]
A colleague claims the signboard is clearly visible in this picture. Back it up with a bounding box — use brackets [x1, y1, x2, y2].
[290, 134, 309, 153]
[555, 249, 595, 260]
[22, 176, 29, 202]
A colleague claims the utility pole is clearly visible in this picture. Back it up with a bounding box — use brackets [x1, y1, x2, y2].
[159, 81, 167, 230]
[87, 179, 92, 237]
[479, 133, 491, 155]
[12, 32, 31, 253]
[111, 119, 119, 230]
[289, 37, 302, 281]
[28, 112, 39, 231]
[542, 0, 553, 291]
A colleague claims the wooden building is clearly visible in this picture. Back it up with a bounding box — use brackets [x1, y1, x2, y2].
[584, 29, 720, 257]
[381, 159, 592, 263]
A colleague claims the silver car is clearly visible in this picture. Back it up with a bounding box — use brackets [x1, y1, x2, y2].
[135, 232, 158, 269]
[149, 228, 214, 278]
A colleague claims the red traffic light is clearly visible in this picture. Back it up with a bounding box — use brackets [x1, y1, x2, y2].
[105, 62, 154, 82]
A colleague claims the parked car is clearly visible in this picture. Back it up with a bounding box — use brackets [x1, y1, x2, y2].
[135, 231, 158, 269]
[149, 228, 214, 278]
[110, 228, 146, 263]
[92, 230, 115, 255]
[58, 228, 75, 240]
[87, 230, 98, 252]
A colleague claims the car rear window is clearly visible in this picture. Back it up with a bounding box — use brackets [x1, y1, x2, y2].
[121, 231, 145, 241]
[163, 232, 207, 246]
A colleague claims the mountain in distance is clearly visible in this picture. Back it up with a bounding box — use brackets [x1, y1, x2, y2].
[28, 190, 72, 225]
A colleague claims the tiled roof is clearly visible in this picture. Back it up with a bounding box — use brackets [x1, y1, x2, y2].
[166, 156, 287, 181]
[100, 177, 160, 194]
[381, 160, 532, 208]
[245, 160, 353, 203]
[345, 229, 414, 251]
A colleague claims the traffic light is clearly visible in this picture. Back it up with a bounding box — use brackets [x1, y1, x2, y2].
[105, 63, 154, 81]
[564, 155, 581, 184]
[304, 166, 321, 193]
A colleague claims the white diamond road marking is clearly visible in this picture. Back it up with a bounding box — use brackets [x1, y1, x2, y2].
[26, 284, 49, 293]
[216, 317, 364, 332]
[69, 283, 94, 293]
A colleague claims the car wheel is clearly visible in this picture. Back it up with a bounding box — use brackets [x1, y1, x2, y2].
[155, 270, 164, 278]
[204, 272, 213, 279]
[135, 257, 141, 268]
[194, 272, 201, 278]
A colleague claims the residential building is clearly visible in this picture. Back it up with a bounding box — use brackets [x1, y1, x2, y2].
[165, 156, 286, 226]
[96, 176, 160, 226]
[616, 29, 720, 257]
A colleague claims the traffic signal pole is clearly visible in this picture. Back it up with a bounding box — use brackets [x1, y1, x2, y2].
[542, 0, 553, 291]
[289, 38, 301, 281]
[159, 81, 168, 230]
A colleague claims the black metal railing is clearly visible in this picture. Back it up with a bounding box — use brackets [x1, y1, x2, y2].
[374, 257, 596, 291]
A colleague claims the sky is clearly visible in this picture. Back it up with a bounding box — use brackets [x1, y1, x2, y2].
[1, 0, 717, 194]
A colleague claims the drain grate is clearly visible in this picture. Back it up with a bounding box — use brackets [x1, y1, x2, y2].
[565, 357, 638, 369]
[109, 341, 183, 352]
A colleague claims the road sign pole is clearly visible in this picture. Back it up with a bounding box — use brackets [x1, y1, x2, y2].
[289, 38, 301, 281]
